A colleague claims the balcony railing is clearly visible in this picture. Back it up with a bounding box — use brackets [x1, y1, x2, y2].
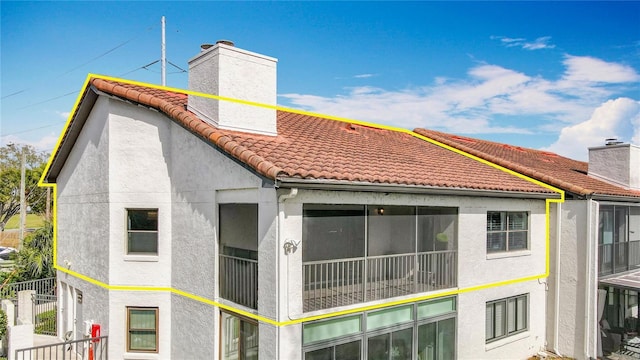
[219, 254, 258, 310]
[303, 250, 457, 312]
[599, 241, 640, 276]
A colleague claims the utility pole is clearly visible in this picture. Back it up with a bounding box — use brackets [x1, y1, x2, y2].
[161, 16, 166, 86]
[19, 147, 26, 250]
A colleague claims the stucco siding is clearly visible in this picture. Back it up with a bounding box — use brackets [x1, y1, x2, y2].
[170, 294, 217, 359]
[56, 96, 111, 283]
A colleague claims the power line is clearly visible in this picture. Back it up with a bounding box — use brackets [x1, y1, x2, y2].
[1, 22, 157, 100]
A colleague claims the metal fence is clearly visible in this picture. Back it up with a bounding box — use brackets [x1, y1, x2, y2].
[15, 336, 108, 360]
[0, 277, 56, 299]
[303, 250, 457, 312]
[33, 293, 57, 336]
[219, 254, 258, 310]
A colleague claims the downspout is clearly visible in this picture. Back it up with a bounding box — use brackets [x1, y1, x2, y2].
[277, 188, 298, 358]
[553, 201, 562, 356]
[585, 198, 597, 359]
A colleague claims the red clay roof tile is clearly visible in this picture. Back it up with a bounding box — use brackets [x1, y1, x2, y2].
[73, 78, 557, 195]
[414, 128, 640, 199]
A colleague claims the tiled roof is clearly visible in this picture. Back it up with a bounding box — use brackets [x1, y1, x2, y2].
[56, 78, 556, 195]
[414, 128, 640, 199]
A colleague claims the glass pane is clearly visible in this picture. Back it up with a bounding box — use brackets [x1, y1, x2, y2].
[128, 210, 158, 231]
[517, 296, 527, 331]
[391, 328, 412, 360]
[368, 333, 389, 360]
[487, 233, 506, 252]
[600, 207, 614, 245]
[494, 301, 505, 338]
[221, 313, 240, 360]
[418, 297, 455, 319]
[303, 315, 361, 345]
[507, 299, 516, 333]
[418, 207, 458, 252]
[508, 212, 528, 231]
[130, 331, 156, 351]
[487, 212, 505, 231]
[303, 204, 365, 261]
[130, 309, 156, 330]
[128, 232, 158, 254]
[368, 206, 415, 256]
[418, 322, 437, 360]
[368, 305, 413, 330]
[306, 347, 332, 360]
[508, 232, 527, 251]
[242, 320, 259, 360]
[437, 318, 455, 360]
[485, 304, 493, 340]
[335, 340, 361, 360]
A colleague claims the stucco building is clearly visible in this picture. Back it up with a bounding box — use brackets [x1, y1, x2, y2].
[415, 129, 640, 359]
[44, 42, 561, 359]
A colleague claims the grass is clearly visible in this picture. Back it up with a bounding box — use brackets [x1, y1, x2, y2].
[35, 308, 56, 335]
[4, 214, 45, 229]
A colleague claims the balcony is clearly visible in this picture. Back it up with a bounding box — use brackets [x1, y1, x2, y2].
[220, 254, 258, 310]
[303, 250, 457, 312]
[598, 241, 640, 277]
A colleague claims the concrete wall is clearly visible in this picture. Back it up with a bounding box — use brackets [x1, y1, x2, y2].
[589, 144, 640, 190]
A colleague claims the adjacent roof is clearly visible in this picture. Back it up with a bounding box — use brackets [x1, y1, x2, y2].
[415, 128, 640, 200]
[45, 77, 556, 197]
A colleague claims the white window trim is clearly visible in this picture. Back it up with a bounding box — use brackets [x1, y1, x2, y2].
[125, 208, 159, 256]
[486, 211, 529, 253]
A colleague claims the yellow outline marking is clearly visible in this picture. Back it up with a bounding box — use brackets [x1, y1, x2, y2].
[39, 74, 565, 327]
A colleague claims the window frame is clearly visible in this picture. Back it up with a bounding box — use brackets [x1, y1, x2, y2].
[485, 294, 528, 343]
[126, 306, 159, 353]
[486, 211, 529, 253]
[220, 310, 259, 360]
[126, 208, 159, 255]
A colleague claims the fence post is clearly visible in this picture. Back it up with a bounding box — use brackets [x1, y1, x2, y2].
[17, 290, 35, 325]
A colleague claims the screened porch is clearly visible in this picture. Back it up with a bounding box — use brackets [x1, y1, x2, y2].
[302, 205, 458, 312]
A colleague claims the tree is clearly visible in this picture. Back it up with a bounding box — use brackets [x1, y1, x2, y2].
[0, 143, 50, 231]
[13, 221, 54, 281]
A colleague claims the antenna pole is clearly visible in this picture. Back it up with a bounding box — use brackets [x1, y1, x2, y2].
[161, 16, 166, 86]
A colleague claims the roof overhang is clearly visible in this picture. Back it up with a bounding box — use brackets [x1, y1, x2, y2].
[276, 178, 560, 199]
[600, 270, 640, 292]
[44, 86, 100, 183]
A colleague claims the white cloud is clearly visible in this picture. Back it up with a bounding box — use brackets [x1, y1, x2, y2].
[492, 36, 555, 50]
[279, 54, 640, 157]
[353, 73, 376, 79]
[544, 98, 640, 160]
[0, 133, 60, 153]
[57, 111, 71, 119]
[562, 55, 640, 83]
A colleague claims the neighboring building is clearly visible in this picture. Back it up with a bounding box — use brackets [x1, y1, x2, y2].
[415, 129, 640, 359]
[44, 42, 560, 359]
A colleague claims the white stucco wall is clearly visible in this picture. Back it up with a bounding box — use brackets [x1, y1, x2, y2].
[589, 144, 640, 190]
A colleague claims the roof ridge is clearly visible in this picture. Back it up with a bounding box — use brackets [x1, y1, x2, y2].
[91, 78, 284, 180]
[414, 128, 594, 196]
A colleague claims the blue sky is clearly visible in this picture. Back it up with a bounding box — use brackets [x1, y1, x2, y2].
[2, 1, 639, 160]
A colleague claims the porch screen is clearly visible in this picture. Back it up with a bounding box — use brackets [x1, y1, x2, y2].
[303, 205, 365, 261]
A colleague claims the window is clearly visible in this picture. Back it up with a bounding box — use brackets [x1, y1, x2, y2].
[127, 209, 158, 255]
[221, 311, 258, 360]
[486, 294, 527, 343]
[487, 211, 528, 252]
[127, 307, 158, 352]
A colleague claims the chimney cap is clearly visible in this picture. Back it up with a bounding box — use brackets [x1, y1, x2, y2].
[216, 40, 235, 47]
[605, 138, 623, 146]
[200, 43, 214, 51]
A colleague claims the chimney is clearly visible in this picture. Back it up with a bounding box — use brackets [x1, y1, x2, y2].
[588, 140, 640, 190]
[187, 41, 278, 136]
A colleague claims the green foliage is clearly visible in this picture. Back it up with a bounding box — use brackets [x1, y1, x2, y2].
[0, 309, 6, 338]
[0, 143, 50, 231]
[4, 213, 45, 229]
[14, 221, 54, 281]
[35, 308, 56, 335]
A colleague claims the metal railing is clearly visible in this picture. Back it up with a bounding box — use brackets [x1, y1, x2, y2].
[303, 250, 457, 312]
[598, 241, 640, 276]
[33, 294, 57, 336]
[15, 335, 108, 360]
[219, 254, 258, 310]
[0, 277, 56, 299]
